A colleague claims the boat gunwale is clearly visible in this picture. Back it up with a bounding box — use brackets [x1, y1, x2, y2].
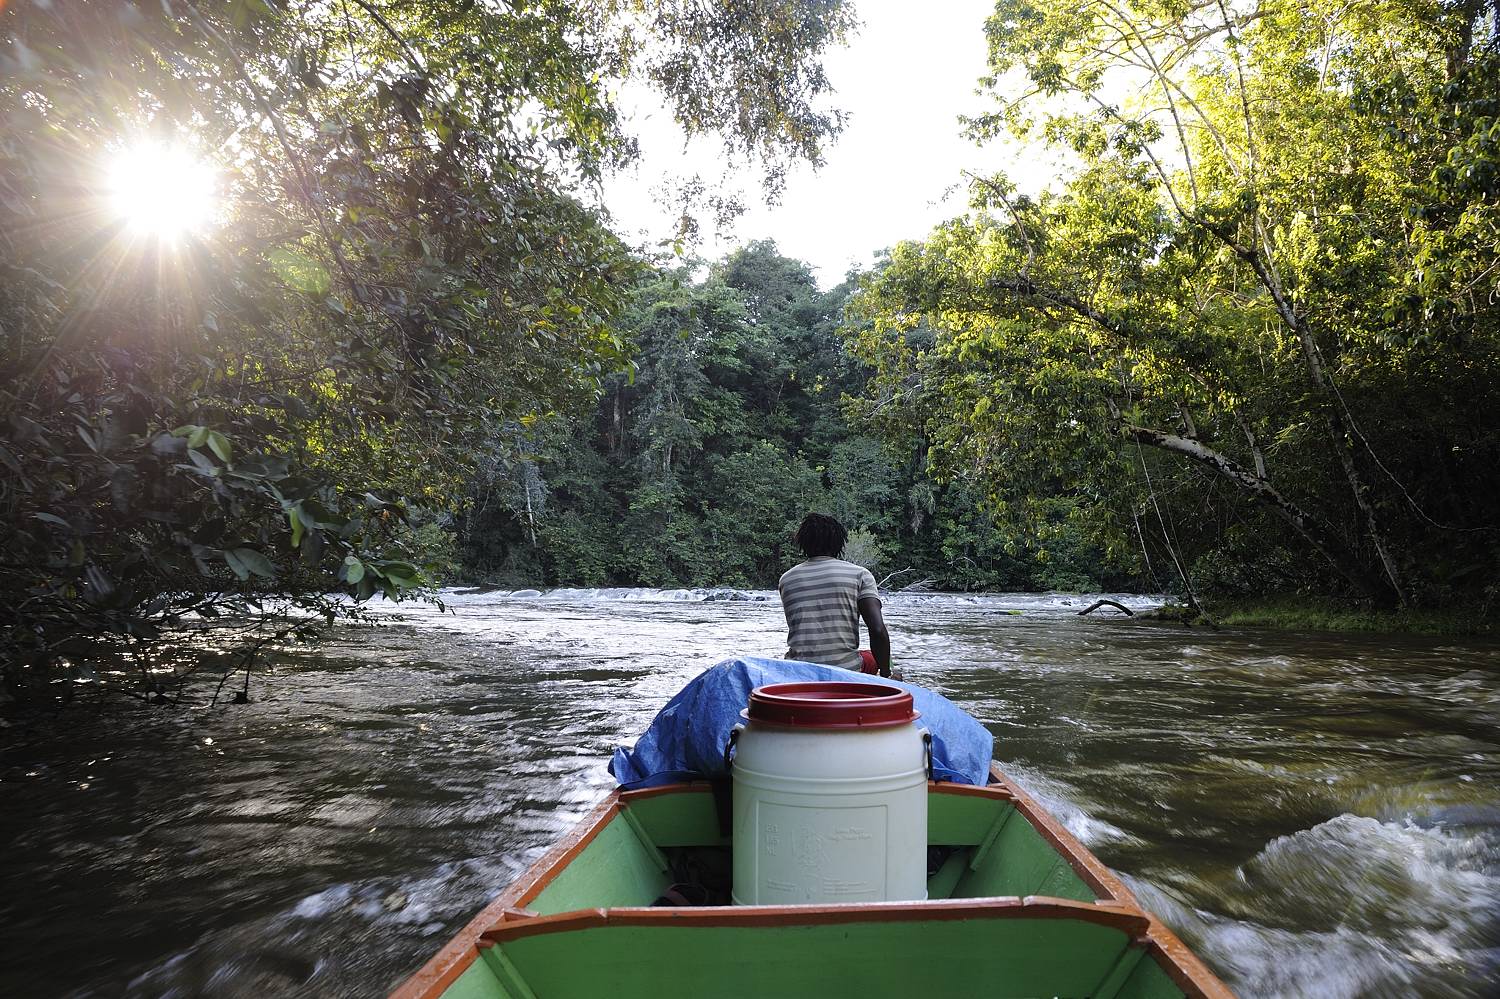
[981, 763, 1137, 905]
[979, 764, 1235, 999]
[389, 794, 621, 999]
[390, 769, 1237, 999]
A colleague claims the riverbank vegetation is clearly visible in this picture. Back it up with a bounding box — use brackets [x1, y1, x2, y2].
[849, 0, 1500, 618]
[4, 1, 1497, 701]
[1209, 600, 1497, 638]
[0, 0, 854, 699]
[460, 241, 1130, 592]
[467, 0, 1500, 621]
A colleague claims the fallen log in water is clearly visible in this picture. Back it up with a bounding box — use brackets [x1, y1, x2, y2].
[1077, 599, 1134, 617]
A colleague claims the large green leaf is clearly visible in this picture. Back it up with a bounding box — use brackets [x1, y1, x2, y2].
[232, 548, 277, 579]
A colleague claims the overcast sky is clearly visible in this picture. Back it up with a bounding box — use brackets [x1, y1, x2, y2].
[603, 0, 1064, 287]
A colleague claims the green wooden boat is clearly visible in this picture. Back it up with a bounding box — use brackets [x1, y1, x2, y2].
[393, 764, 1234, 998]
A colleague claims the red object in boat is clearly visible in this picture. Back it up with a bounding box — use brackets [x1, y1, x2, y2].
[746, 681, 916, 729]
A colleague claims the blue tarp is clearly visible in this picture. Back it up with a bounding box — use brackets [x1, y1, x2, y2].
[609, 657, 994, 788]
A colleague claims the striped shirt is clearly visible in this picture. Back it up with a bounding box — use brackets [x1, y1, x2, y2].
[779, 557, 879, 671]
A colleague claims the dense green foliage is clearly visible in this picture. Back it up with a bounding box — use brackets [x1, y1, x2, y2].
[6, 0, 1496, 708]
[461, 242, 1133, 591]
[0, 0, 853, 698]
[848, 0, 1500, 611]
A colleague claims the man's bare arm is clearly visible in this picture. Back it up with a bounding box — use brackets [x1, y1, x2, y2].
[857, 596, 893, 678]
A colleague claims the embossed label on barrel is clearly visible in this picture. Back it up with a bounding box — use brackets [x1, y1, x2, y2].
[754, 801, 888, 903]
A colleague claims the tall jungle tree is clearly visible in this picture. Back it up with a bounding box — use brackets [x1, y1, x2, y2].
[850, 0, 1500, 608]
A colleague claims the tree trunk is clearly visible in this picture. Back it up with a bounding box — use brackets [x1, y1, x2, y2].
[1287, 318, 1409, 608]
[1124, 423, 1393, 601]
[1205, 230, 1409, 607]
[1446, 0, 1484, 78]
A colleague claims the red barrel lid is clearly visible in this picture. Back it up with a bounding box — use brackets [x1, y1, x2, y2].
[747, 681, 917, 729]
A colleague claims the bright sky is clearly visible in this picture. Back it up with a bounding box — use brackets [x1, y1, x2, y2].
[604, 0, 1064, 287]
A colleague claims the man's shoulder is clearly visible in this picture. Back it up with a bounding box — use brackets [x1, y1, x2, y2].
[830, 560, 876, 589]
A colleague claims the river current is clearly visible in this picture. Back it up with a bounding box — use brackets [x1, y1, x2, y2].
[2, 589, 1497, 997]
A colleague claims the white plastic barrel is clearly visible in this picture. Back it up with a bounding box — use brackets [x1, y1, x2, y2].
[731, 681, 929, 905]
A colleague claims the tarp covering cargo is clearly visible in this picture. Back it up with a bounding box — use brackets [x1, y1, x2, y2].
[609, 657, 994, 788]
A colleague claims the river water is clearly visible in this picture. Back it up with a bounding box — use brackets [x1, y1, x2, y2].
[2, 589, 1497, 998]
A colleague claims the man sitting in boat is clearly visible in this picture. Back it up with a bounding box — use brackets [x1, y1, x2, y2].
[779, 512, 897, 680]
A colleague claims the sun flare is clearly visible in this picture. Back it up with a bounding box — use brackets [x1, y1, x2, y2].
[108, 142, 218, 239]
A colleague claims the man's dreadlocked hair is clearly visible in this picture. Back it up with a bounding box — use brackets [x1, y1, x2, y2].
[793, 512, 848, 558]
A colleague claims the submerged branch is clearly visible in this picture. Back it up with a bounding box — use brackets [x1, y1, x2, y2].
[1078, 598, 1134, 616]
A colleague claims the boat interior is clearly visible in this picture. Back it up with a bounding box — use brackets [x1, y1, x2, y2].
[414, 781, 1207, 999]
[528, 781, 1102, 912]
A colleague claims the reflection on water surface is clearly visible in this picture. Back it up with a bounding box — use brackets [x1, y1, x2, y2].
[1, 589, 1496, 997]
